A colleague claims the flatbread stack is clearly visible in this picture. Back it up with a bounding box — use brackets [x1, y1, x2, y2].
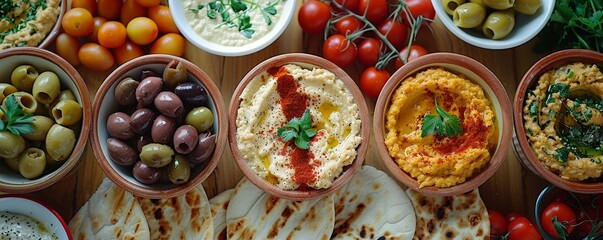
[406, 188, 490, 240]
[209, 189, 233, 240]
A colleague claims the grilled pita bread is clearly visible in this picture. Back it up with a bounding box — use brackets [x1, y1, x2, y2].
[135, 184, 213, 240]
[209, 189, 233, 240]
[68, 178, 150, 240]
[331, 165, 416, 239]
[406, 188, 490, 240]
[226, 178, 335, 240]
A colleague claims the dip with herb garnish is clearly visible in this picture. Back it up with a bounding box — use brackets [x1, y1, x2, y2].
[0, 211, 57, 240]
[0, 0, 61, 49]
[523, 62, 603, 182]
[183, 0, 283, 46]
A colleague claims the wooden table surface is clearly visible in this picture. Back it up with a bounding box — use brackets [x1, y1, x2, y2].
[19, 8, 552, 223]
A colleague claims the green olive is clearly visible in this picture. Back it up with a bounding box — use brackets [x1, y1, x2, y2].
[185, 107, 213, 132]
[167, 154, 191, 184]
[23, 115, 54, 141]
[482, 0, 514, 10]
[4, 92, 38, 114]
[163, 60, 187, 88]
[10, 65, 39, 92]
[482, 9, 515, 39]
[442, 0, 465, 15]
[513, 0, 541, 15]
[52, 99, 82, 126]
[45, 124, 76, 162]
[32, 71, 61, 105]
[47, 89, 76, 113]
[0, 83, 18, 103]
[4, 156, 19, 173]
[0, 131, 25, 159]
[453, 2, 487, 28]
[18, 147, 46, 179]
[468, 0, 483, 4]
[140, 143, 174, 168]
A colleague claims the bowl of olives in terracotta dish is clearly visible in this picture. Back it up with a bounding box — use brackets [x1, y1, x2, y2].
[91, 54, 227, 199]
[0, 47, 91, 193]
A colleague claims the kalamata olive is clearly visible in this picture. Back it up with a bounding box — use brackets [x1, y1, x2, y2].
[154, 91, 184, 118]
[187, 133, 216, 164]
[46, 124, 76, 162]
[18, 148, 46, 179]
[114, 77, 139, 106]
[52, 99, 83, 126]
[185, 107, 213, 132]
[107, 112, 135, 140]
[0, 131, 25, 159]
[136, 76, 163, 107]
[11, 65, 38, 92]
[23, 115, 54, 141]
[141, 70, 157, 79]
[132, 161, 161, 184]
[32, 71, 61, 105]
[173, 125, 198, 154]
[151, 115, 176, 144]
[4, 156, 19, 172]
[4, 92, 37, 114]
[157, 167, 170, 183]
[136, 134, 152, 152]
[163, 60, 187, 88]
[106, 138, 138, 166]
[130, 108, 155, 135]
[167, 154, 190, 184]
[174, 82, 208, 106]
[139, 143, 174, 168]
[0, 83, 18, 103]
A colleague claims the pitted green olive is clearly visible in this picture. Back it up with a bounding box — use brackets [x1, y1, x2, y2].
[23, 115, 54, 141]
[18, 147, 46, 179]
[4, 92, 38, 114]
[52, 99, 82, 126]
[513, 0, 541, 15]
[185, 107, 213, 132]
[0, 83, 17, 103]
[45, 124, 76, 162]
[442, 0, 465, 15]
[468, 0, 483, 4]
[482, 0, 514, 10]
[4, 156, 19, 172]
[0, 131, 25, 158]
[140, 143, 174, 168]
[32, 71, 61, 105]
[10, 65, 39, 92]
[453, 3, 487, 28]
[163, 60, 188, 88]
[482, 9, 515, 39]
[167, 154, 191, 184]
[47, 89, 76, 113]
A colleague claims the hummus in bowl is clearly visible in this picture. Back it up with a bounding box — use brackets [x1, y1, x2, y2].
[0, 0, 64, 49]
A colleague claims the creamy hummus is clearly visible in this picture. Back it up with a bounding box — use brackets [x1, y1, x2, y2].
[384, 68, 497, 188]
[0, 0, 61, 49]
[183, 0, 283, 46]
[523, 63, 603, 181]
[236, 64, 362, 190]
[0, 211, 57, 240]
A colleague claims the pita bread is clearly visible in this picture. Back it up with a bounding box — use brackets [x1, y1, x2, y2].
[331, 165, 416, 239]
[226, 178, 335, 240]
[135, 184, 213, 240]
[209, 189, 233, 240]
[68, 178, 150, 240]
[406, 188, 490, 240]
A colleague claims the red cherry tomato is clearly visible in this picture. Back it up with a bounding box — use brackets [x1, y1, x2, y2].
[334, 0, 359, 12]
[507, 217, 541, 240]
[322, 34, 357, 67]
[359, 67, 389, 98]
[506, 212, 525, 223]
[575, 207, 596, 237]
[394, 44, 428, 69]
[334, 16, 363, 36]
[541, 201, 576, 238]
[358, 0, 387, 24]
[357, 38, 381, 67]
[403, 0, 436, 27]
[298, 0, 332, 35]
[377, 18, 407, 50]
[488, 210, 508, 236]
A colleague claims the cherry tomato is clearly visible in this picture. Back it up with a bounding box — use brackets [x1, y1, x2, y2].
[378, 18, 408, 50]
[97, 0, 122, 20]
[150, 33, 186, 56]
[322, 34, 357, 67]
[334, 16, 363, 36]
[62, 8, 94, 37]
[298, 0, 332, 35]
[126, 17, 159, 45]
[541, 201, 576, 238]
[78, 43, 115, 72]
[360, 67, 389, 98]
[357, 38, 381, 67]
[506, 212, 525, 223]
[121, 0, 147, 25]
[575, 207, 596, 237]
[71, 0, 96, 15]
[135, 0, 161, 8]
[488, 210, 508, 236]
[403, 0, 436, 27]
[148, 5, 180, 34]
[113, 40, 144, 64]
[88, 17, 107, 43]
[394, 44, 428, 68]
[507, 217, 541, 240]
[334, 0, 359, 13]
[97, 21, 127, 48]
[55, 33, 81, 66]
[358, 0, 387, 24]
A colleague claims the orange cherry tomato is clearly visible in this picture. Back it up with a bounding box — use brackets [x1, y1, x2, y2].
[62, 8, 94, 37]
[113, 40, 144, 64]
[55, 33, 81, 66]
[78, 43, 115, 71]
[150, 33, 186, 56]
[88, 16, 107, 43]
[97, 0, 122, 20]
[126, 17, 158, 45]
[148, 5, 180, 34]
[121, 0, 147, 25]
[71, 0, 96, 15]
[134, 0, 161, 8]
[97, 21, 127, 48]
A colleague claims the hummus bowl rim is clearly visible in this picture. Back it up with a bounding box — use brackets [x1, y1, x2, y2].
[38, 0, 66, 49]
[0, 194, 72, 239]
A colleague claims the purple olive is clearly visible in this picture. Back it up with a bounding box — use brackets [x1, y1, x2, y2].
[141, 70, 158, 80]
[187, 133, 216, 164]
[114, 77, 139, 106]
[151, 115, 176, 144]
[136, 76, 163, 107]
[173, 125, 198, 154]
[136, 134, 152, 153]
[174, 82, 208, 106]
[106, 138, 138, 166]
[130, 108, 155, 135]
[154, 91, 184, 118]
[107, 112, 135, 140]
[133, 161, 161, 184]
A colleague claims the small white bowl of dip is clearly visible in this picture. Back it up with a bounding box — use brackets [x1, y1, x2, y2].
[0, 195, 71, 239]
[169, 0, 296, 56]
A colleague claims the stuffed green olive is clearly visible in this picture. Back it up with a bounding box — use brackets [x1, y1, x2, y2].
[482, 9, 516, 39]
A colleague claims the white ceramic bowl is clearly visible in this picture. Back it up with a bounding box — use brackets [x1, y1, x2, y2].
[0, 194, 71, 239]
[168, 0, 296, 56]
[432, 0, 555, 49]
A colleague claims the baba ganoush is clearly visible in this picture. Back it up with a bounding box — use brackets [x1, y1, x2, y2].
[0, 0, 61, 49]
[0, 211, 57, 240]
[236, 64, 362, 190]
[523, 63, 603, 181]
[183, 0, 284, 46]
[385, 68, 497, 188]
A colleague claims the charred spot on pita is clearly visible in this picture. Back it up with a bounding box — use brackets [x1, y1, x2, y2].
[154, 209, 162, 220]
[436, 207, 445, 219]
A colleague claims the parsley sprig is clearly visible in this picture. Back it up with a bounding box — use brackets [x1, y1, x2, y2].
[0, 95, 34, 136]
[277, 109, 317, 150]
[421, 97, 463, 138]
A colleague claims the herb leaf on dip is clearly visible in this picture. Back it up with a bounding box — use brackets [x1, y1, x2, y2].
[277, 109, 317, 149]
[421, 97, 463, 138]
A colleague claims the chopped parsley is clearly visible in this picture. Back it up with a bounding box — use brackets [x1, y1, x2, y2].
[0, 0, 49, 45]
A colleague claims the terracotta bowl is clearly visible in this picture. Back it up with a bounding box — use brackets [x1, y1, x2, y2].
[513, 49, 603, 194]
[229, 53, 370, 200]
[0, 194, 71, 239]
[38, 0, 66, 49]
[374, 52, 512, 196]
[91, 54, 227, 199]
[0, 47, 91, 193]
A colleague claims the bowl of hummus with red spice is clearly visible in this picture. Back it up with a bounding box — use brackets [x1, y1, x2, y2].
[229, 53, 370, 200]
[0, 0, 64, 49]
[374, 52, 512, 196]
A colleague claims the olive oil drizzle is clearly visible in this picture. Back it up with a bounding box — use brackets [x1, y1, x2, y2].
[0, 0, 48, 45]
